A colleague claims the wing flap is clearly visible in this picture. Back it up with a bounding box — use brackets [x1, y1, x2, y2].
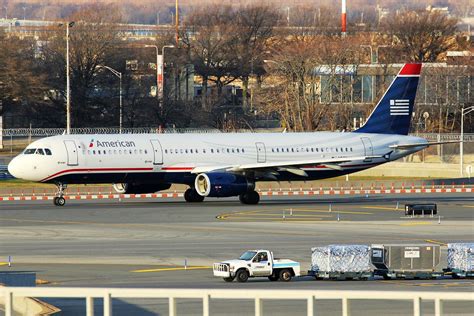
[191, 156, 374, 174]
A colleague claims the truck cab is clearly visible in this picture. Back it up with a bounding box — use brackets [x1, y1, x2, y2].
[213, 249, 300, 282]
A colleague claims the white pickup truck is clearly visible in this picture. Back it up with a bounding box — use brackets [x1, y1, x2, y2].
[213, 249, 301, 282]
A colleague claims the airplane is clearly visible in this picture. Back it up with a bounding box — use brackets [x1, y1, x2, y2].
[8, 63, 447, 206]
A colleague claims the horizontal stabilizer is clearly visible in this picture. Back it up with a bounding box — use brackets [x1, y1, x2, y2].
[389, 140, 459, 149]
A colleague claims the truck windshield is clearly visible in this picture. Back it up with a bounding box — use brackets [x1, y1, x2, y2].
[239, 251, 257, 260]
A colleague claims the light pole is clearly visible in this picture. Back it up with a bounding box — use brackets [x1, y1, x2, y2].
[98, 65, 123, 133]
[64, 21, 75, 134]
[144, 44, 174, 106]
[460, 105, 474, 176]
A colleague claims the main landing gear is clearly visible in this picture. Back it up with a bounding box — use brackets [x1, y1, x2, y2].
[53, 183, 67, 206]
[239, 191, 260, 205]
[184, 187, 205, 203]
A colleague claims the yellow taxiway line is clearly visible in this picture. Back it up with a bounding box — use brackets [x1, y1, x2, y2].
[362, 206, 399, 211]
[399, 222, 432, 226]
[424, 239, 448, 246]
[131, 266, 211, 273]
[284, 208, 373, 215]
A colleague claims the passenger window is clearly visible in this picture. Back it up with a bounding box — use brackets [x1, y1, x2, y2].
[119, 150, 122, 154]
[45, 149, 52, 155]
[211, 149, 214, 153]
[203, 149, 206, 153]
[114, 150, 117, 154]
[237, 148, 240, 153]
[216, 149, 220, 153]
[144, 150, 148, 154]
[185, 149, 188, 154]
[165, 149, 168, 154]
[232, 149, 235, 153]
[242, 148, 245, 153]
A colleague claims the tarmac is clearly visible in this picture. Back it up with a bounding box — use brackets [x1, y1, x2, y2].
[0, 193, 473, 315]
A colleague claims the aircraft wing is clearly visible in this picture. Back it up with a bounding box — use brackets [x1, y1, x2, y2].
[191, 156, 379, 177]
[389, 140, 459, 149]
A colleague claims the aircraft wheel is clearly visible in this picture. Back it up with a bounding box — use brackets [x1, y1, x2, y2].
[54, 197, 66, 207]
[184, 188, 204, 203]
[239, 191, 260, 205]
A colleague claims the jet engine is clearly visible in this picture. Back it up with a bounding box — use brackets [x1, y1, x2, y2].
[194, 173, 254, 197]
[113, 183, 171, 194]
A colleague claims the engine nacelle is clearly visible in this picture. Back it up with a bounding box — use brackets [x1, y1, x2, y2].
[195, 173, 254, 197]
[113, 183, 171, 194]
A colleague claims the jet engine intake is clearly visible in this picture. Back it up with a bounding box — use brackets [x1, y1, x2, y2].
[194, 173, 254, 197]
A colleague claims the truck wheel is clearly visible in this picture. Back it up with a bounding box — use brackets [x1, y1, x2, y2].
[236, 269, 249, 283]
[279, 269, 292, 282]
[223, 277, 234, 282]
[268, 275, 279, 281]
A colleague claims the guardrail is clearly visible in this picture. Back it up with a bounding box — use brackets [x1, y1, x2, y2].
[2, 287, 472, 316]
[0, 127, 222, 136]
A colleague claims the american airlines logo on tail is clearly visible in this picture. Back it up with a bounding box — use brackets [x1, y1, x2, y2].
[389, 99, 410, 116]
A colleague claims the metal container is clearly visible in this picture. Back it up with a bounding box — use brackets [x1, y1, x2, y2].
[404, 204, 437, 216]
[371, 244, 441, 272]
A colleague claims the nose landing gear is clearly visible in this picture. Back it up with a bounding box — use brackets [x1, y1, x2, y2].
[53, 183, 68, 206]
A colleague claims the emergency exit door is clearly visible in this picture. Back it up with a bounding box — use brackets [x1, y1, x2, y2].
[256, 142, 266, 163]
[150, 139, 164, 165]
[64, 140, 78, 166]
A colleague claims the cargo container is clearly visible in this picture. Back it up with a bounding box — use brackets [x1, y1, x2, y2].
[371, 244, 442, 279]
[444, 243, 474, 278]
[309, 245, 374, 280]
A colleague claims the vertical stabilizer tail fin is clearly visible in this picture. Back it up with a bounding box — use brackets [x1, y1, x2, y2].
[354, 63, 422, 135]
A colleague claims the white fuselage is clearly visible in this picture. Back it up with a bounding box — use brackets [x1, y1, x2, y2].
[8, 131, 426, 185]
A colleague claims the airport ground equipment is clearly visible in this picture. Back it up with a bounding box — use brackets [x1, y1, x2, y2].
[444, 243, 474, 278]
[309, 245, 374, 280]
[371, 244, 442, 279]
[213, 249, 300, 282]
[404, 203, 437, 216]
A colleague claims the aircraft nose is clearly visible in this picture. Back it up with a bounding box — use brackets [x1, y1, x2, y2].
[7, 157, 21, 179]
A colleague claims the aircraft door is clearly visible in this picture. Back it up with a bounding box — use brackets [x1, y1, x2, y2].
[256, 142, 266, 163]
[150, 139, 164, 165]
[361, 137, 374, 158]
[64, 140, 78, 166]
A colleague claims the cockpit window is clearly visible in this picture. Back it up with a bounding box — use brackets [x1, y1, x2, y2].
[36, 149, 45, 155]
[24, 148, 36, 155]
[45, 149, 52, 155]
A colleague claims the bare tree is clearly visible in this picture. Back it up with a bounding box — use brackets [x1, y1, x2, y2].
[0, 31, 50, 125]
[257, 35, 361, 132]
[383, 10, 459, 62]
[181, 6, 239, 110]
[40, 3, 122, 127]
